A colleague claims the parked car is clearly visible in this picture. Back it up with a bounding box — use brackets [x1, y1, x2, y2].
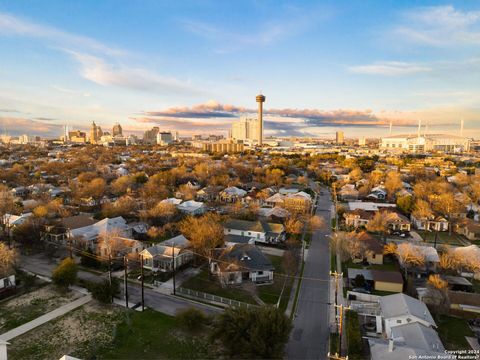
[352, 288, 371, 294]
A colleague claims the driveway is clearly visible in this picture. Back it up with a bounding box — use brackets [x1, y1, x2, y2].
[287, 186, 332, 359]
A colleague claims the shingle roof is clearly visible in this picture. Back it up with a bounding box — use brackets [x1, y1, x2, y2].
[380, 293, 436, 326]
[212, 244, 274, 272]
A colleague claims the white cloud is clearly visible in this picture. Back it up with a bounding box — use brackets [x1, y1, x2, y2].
[0, 12, 124, 56]
[394, 5, 480, 46]
[348, 61, 431, 76]
[67, 51, 202, 95]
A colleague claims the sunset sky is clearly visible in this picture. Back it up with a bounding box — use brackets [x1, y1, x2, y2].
[0, 1, 479, 138]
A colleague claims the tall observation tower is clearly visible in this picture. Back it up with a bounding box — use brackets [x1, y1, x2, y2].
[256, 93, 265, 146]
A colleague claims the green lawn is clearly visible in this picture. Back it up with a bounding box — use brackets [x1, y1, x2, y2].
[436, 315, 474, 350]
[343, 259, 398, 273]
[181, 268, 257, 304]
[99, 309, 211, 360]
[258, 255, 293, 311]
[418, 231, 467, 246]
[181, 255, 293, 309]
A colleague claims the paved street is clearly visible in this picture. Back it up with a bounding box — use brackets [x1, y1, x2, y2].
[287, 186, 332, 360]
[20, 254, 221, 316]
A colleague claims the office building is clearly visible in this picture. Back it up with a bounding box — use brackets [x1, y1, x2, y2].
[89, 121, 103, 144]
[157, 131, 174, 146]
[336, 131, 344, 144]
[112, 123, 123, 137]
[143, 127, 159, 145]
[203, 139, 244, 153]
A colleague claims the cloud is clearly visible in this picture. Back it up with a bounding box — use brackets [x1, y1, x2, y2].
[65, 51, 203, 96]
[0, 12, 203, 96]
[348, 61, 431, 76]
[180, 5, 324, 53]
[0, 108, 20, 113]
[0, 116, 62, 136]
[0, 12, 124, 56]
[393, 5, 480, 47]
[134, 100, 480, 137]
[35, 117, 57, 121]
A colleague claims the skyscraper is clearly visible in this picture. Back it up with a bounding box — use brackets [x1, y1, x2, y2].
[90, 121, 103, 144]
[113, 122, 123, 137]
[231, 116, 259, 143]
[336, 131, 344, 144]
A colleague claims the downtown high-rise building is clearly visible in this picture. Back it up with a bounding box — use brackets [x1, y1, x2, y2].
[336, 130, 344, 144]
[231, 116, 260, 144]
[112, 122, 123, 137]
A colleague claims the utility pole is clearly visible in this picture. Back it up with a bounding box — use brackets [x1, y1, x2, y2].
[335, 303, 351, 357]
[171, 242, 176, 295]
[330, 271, 342, 321]
[67, 229, 73, 259]
[108, 254, 113, 303]
[332, 183, 339, 232]
[124, 256, 128, 309]
[140, 254, 145, 311]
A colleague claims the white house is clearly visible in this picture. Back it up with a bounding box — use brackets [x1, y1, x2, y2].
[140, 234, 193, 272]
[69, 216, 131, 248]
[223, 219, 286, 244]
[177, 200, 206, 216]
[380, 293, 436, 337]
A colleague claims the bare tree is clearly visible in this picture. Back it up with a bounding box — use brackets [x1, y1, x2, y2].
[396, 243, 425, 276]
[0, 242, 16, 277]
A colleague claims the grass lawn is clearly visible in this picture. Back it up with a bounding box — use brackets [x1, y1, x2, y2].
[418, 231, 467, 246]
[257, 255, 293, 310]
[181, 268, 256, 304]
[436, 315, 474, 350]
[0, 284, 82, 333]
[343, 259, 398, 273]
[99, 309, 212, 360]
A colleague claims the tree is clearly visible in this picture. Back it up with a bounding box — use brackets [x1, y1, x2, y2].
[426, 274, 449, 314]
[348, 167, 363, 182]
[332, 232, 368, 262]
[433, 192, 463, 235]
[142, 202, 178, 226]
[308, 215, 325, 232]
[211, 306, 292, 359]
[396, 243, 425, 276]
[179, 213, 224, 259]
[366, 211, 389, 243]
[111, 175, 134, 195]
[52, 257, 78, 288]
[0, 185, 19, 236]
[86, 278, 120, 303]
[396, 195, 413, 215]
[384, 171, 403, 200]
[285, 217, 303, 236]
[412, 199, 433, 220]
[0, 242, 16, 277]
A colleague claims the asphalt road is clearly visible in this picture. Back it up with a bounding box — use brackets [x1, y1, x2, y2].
[20, 254, 221, 316]
[287, 187, 333, 359]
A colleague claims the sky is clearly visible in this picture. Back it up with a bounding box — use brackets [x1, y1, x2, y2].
[0, 0, 479, 139]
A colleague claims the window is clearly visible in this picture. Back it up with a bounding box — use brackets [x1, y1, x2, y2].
[396, 320, 402, 324]
[258, 271, 263, 275]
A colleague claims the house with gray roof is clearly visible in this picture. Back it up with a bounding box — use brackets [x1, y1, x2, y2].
[140, 234, 193, 272]
[369, 323, 446, 360]
[210, 244, 274, 286]
[380, 293, 436, 337]
[223, 219, 285, 245]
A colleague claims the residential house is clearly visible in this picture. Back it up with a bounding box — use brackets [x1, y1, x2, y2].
[283, 191, 312, 213]
[385, 211, 411, 232]
[97, 236, 144, 258]
[338, 184, 359, 201]
[219, 186, 247, 203]
[397, 244, 440, 273]
[0, 273, 16, 299]
[411, 214, 449, 232]
[140, 234, 193, 272]
[368, 186, 387, 200]
[69, 216, 131, 249]
[44, 214, 96, 244]
[348, 268, 403, 293]
[380, 293, 437, 337]
[354, 231, 384, 265]
[177, 200, 206, 216]
[344, 209, 374, 228]
[196, 186, 223, 202]
[210, 244, 274, 286]
[369, 322, 445, 360]
[455, 218, 480, 241]
[223, 219, 286, 244]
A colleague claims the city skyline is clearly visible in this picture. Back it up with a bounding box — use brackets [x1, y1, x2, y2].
[0, 1, 479, 138]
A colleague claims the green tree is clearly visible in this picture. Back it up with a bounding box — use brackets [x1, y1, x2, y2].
[212, 306, 292, 359]
[176, 307, 209, 332]
[52, 257, 78, 288]
[87, 278, 120, 303]
[396, 195, 413, 215]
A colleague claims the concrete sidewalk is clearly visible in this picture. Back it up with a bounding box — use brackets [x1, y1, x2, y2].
[0, 294, 92, 341]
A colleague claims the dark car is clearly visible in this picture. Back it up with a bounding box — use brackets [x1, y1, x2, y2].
[352, 288, 371, 294]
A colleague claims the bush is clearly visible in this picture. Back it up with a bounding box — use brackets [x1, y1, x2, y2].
[84, 278, 120, 303]
[176, 307, 209, 332]
[52, 258, 78, 288]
